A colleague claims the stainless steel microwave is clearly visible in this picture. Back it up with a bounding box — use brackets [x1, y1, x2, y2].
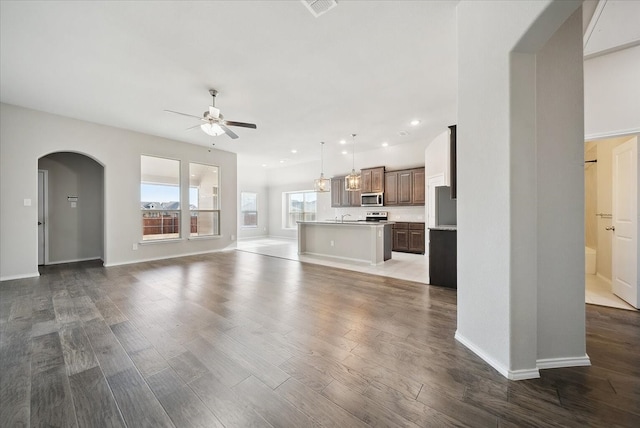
[361, 192, 384, 207]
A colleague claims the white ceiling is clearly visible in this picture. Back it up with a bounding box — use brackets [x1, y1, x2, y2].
[3, 1, 636, 171]
[584, 0, 640, 58]
[0, 0, 458, 169]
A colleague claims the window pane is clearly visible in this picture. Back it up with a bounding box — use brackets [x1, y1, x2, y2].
[190, 211, 220, 237]
[141, 211, 180, 241]
[141, 155, 180, 240]
[189, 162, 220, 237]
[189, 163, 219, 210]
[241, 192, 258, 227]
[289, 193, 304, 213]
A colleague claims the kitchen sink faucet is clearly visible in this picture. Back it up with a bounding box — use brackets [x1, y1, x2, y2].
[341, 214, 351, 223]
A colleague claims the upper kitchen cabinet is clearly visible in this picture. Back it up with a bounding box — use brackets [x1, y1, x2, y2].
[384, 172, 398, 205]
[330, 176, 361, 207]
[361, 167, 385, 194]
[385, 167, 425, 206]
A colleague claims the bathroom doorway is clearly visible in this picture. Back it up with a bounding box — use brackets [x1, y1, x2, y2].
[584, 135, 638, 310]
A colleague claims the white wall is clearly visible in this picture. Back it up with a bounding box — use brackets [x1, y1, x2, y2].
[534, 7, 586, 366]
[38, 152, 104, 264]
[0, 103, 237, 280]
[457, 0, 585, 379]
[425, 129, 450, 187]
[584, 45, 640, 139]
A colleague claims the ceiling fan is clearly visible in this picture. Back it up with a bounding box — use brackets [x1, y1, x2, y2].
[165, 89, 257, 139]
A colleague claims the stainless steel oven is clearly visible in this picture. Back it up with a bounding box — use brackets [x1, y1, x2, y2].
[361, 192, 383, 207]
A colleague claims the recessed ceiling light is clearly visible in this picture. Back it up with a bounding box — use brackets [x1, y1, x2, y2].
[341, 150, 348, 155]
[279, 159, 285, 163]
[261, 164, 267, 167]
[291, 149, 297, 154]
[410, 119, 421, 126]
[382, 142, 388, 147]
[340, 140, 346, 145]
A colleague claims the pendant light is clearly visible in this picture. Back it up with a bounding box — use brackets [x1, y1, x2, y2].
[345, 133, 361, 191]
[314, 141, 330, 192]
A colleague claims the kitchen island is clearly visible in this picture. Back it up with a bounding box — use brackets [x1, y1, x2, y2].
[297, 221, 393, 265]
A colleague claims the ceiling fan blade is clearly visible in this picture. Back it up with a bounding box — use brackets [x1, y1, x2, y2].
[224, 120, 257, 129]
[220, 124, 239, 139]
[185, 124, 202, 131]
[164, 109, 202, 120]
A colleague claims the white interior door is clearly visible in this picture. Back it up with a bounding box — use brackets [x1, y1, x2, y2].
[38, 170, 46, 265]
[611, 137, 638, 308]
[427, 174, 445, 228]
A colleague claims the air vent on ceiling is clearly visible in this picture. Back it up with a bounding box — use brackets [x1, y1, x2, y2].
[301, 0, 338, 18]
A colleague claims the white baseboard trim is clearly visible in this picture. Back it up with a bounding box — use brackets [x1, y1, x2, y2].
[45, 257, 103, 266]
[103, 247, 233, 267]
[537, 355, 591, 370]
[455, 331, 541, 380]
[267, 235, 297, 241]
[0, 271, 40, 282]
[301, 251, 370, 265]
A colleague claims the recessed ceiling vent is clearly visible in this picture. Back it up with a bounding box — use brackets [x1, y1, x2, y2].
[301, 0, 338, 18]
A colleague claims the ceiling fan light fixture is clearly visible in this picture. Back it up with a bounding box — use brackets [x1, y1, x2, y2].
[314, 141, 330, 193]
[201, 123, 225, 137]
[345, 133, 360, 191]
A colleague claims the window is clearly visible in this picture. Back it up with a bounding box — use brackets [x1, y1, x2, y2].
[241, 192, 258, 228]
[141, 155, 181, 240]
[285, 191, 316, 228]
[189, 162, 220, 237]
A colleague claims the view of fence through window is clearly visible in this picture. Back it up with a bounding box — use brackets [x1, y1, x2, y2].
[189, 162, 220, 237]
[286, 191, 316, 228]
[241, 192, 258, 227]
[141, 155, 181, 240]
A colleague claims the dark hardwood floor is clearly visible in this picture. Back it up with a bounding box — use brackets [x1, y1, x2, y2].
[1, 250, 639, 427]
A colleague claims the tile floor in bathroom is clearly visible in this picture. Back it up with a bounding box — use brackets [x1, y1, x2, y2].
[236, 237, 637, 311]
[585, 273, 636, 311]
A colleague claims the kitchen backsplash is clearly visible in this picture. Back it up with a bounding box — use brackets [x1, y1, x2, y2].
[322, 206, 425, 222]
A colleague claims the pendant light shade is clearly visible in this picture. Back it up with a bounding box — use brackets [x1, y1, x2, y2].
[314, 141, 330, 192]
[345, 133, 360, 191]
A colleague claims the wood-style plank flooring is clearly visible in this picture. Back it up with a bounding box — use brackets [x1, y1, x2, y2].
[1, 251, 639, 427]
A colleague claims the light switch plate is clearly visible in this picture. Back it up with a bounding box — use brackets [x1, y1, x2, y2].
[24, 198, 31, 206]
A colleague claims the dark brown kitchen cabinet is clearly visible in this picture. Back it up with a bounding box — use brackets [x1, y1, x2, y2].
[412, 168, 425, 205]
[384, 167, 425, 206]
[330, 176, 361, 207]
[361, 166, 385, 194]
[392, 222, 425, 254]
[408, 223, 425, 253]
[330, 178, 343, 207]
[384, 172, 398, 205]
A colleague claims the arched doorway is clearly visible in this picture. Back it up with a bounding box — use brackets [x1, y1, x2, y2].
[38, 152, 104, 265]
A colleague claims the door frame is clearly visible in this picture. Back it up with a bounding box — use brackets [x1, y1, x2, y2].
[585, 131, 640, 309]
[38, 169, 49, 265]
